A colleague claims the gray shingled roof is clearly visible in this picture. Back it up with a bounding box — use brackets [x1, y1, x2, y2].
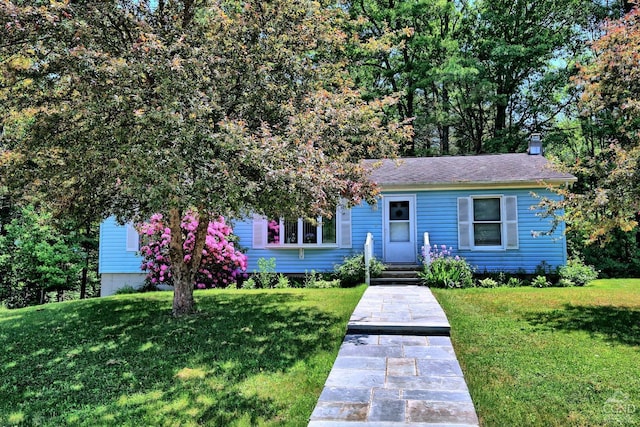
[366, 153, 576, 188]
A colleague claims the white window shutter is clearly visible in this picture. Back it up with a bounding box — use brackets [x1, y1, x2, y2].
[338, 205, 352, 248]
[505, 196, 519, 249]
[252, 214, 267, 249]
[457, 197, 471, 250]
[125, 223, 139, 252]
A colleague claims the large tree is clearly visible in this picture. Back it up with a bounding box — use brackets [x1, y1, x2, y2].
[348, 0, 465, 155]
[542, 1, 640, 244]
[0, 0, 409, 315]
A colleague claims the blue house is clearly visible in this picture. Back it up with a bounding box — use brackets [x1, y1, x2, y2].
[98, 152, 576, 296]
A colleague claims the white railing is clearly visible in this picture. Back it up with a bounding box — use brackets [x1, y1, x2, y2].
[422, 232, 431, 267]
[364, 232, 374, 285]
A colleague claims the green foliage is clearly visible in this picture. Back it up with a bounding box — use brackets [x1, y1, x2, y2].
[477, 277, 499, 288]
[0, 0, 408, 316]
[531, 275, 551, 288]
[419, 257, 474, 289]
[334, 254, 384, 286]
[114, 285, 138, 295]
[304, 270, 340, 289]
[274, 274, 291, 289]
[349, 0, 599, 155]
[506, 277, 523, 288]
[303, 270, 320, 289]
[241, 278, 257, 290]
[559, 258, 598, 287]
[254, 258, 277, 289]
[570, 228, 640, 278]
[0, 206, 84, 308]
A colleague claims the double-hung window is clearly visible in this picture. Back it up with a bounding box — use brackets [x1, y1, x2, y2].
[458, 195, 518, 250]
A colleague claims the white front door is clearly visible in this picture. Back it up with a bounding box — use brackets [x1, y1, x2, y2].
[384, 195, 416, 263]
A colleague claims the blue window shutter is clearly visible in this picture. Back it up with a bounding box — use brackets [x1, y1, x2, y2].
[457, 197, 471, 250]
[505, 196, 519, 249]
[338, 205, 352, 248]
[252, 214, 267, 248]
[125, 223, 139, 252]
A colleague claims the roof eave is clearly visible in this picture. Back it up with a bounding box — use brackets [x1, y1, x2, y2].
[376, 178, 577, 192]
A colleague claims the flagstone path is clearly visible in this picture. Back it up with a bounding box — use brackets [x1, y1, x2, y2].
[308, 286, 479, 426]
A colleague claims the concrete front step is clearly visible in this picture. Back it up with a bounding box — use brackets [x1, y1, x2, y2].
[380, 270, 421, 279]
[384, 264, 422, 271]
[371, 277, 422, 286]
[372, 264, 423, 285]
[347, 285, 451, 337]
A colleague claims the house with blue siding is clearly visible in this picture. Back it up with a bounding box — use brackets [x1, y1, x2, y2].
[98, 151, 575, 295]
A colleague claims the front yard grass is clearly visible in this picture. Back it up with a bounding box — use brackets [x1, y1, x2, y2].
[0, 286, 365, 426]
[433, 279, 640, 427]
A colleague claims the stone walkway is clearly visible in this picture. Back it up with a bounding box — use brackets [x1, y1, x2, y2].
[308, 286, 479, 426]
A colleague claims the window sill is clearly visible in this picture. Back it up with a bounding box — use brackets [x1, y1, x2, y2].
[266, 244, 339, 250]
[469, 246, 507, 252]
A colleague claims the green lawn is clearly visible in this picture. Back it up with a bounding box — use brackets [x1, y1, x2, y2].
[433, 279, 640, 427]
[0, 286, 365, 426]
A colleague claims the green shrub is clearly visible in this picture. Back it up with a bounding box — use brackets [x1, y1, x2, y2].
[558, 278, 575, 287]
[241, 278, 257, 289]
[419, 257, 474, 289]
[506, 277, 523, 288]
[532, 275, 550, 288]
[335, 254, 384, 286]
[478, 277, 499, 288]
[254, 257, 277, 288]
[274, 274, 290, 289]
[115, 285, 138, 295]
[306, 278, 341, 289]
[559, 258, 598, 287]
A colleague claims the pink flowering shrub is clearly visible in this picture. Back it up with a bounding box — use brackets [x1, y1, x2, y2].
[138, 212, 248, 289]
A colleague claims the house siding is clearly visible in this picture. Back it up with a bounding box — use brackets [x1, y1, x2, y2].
[234, 211, 370, 274]
[98, 186, 567, 291]
[412, 188, 566, 272]
[99, 217, 144, 274]
[234, 187, 566, 274]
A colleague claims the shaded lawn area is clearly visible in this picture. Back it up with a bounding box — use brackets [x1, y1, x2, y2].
[0, 286, 365, 426]
[433, 279, 640, 427]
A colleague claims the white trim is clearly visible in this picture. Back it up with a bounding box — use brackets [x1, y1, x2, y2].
[256, 206, 350, 249]
[125, 223, 139, 252]
[458, 195, 519, 251]
[382, 194, 417, 263]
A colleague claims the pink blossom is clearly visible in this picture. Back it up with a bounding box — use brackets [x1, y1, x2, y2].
[139, 211, 247, 289]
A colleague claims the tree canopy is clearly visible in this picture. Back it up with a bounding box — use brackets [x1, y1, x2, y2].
[0, 0, 409, 315]
[542, 2, 640, 245]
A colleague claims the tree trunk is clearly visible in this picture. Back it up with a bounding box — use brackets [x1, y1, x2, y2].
[494, 99, 507, 138]
[167, 208, 210, 317]
[80, 262, 88, 299]
[440, 86, 450, 154]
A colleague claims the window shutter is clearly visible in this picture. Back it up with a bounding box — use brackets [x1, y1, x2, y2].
[505, 196, 519, 249]
[457, 197, 471, 250]
[252, 214, 267, 249]
[338, 205, 352, 248]
[125, 223, 139, 252]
